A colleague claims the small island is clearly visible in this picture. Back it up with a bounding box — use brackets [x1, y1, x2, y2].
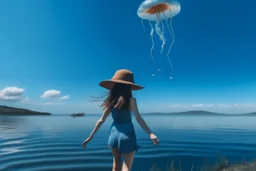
[71, 112, 85, 118]
[0, 105, 51, 115]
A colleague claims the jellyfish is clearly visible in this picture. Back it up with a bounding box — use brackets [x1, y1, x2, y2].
[137, 0, 181, 79]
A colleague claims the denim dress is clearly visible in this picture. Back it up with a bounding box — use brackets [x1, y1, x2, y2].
[107, 108, 140, 154]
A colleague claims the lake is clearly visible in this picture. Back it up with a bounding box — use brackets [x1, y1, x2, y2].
[1, 114, 256, 171]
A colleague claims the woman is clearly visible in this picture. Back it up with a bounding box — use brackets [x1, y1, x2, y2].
[82, 69, 159, 171]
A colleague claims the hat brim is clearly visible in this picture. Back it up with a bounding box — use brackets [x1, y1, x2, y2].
[99, 80, 144, 90]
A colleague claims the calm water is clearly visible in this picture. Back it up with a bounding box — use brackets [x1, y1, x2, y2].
[1, 114, 256, 171]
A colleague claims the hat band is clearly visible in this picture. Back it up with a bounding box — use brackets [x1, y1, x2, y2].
[111, 79, 135, 84]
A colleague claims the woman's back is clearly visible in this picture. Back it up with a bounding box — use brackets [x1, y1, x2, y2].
[107, 107, 139, 154]
[111, 108, 132, 124]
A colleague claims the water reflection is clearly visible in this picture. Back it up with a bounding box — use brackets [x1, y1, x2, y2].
[0, 116, 27, 129]
[1, 115, 256, 171]
[0, 116, 28, 140]
[1, 147, 22, 155]
[142, 115, 256, 130]
[2, 115, 256, 140]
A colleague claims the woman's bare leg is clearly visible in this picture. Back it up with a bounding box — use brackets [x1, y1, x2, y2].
[122, 151, 135, 171]
[112, 148, 122, 171]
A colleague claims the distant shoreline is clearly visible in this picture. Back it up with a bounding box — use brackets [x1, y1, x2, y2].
[80, 110, 256, 116]
[1, 106, 255, 116]
[0, 105, 51, 116]
[141, 110, 256, 116]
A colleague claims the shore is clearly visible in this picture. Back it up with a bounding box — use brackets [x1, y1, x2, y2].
[220, 161, 256, 171]
[150, 158, 256, 171]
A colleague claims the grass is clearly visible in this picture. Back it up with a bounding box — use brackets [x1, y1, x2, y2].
[148, 151, 256, 171]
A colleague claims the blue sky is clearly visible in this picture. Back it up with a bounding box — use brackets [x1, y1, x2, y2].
[0, 0, 255, 114]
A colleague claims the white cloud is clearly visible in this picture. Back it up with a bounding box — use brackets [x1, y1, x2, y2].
[41, 90, 61, 98]
[191, 104, 204, 108]
[40, 102, 63, 106]
[0, 87, 26, 102]
[217, 104, 232, 108]
[205, 104, 215, 107]
[0, 94, 23, 102]
[237, 104, 256, 107]
[60, 95, 69, 100]
[1, 87, 24, 96]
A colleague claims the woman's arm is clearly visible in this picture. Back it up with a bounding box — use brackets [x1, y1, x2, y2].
[130, 97, 153, 136]
[130, 97, 159, 146]
[88, 107, 111, 139]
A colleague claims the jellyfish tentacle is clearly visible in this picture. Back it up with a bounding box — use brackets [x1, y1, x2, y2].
[149, 19, 157, 77]
[168, 16, 176, 76]
[154, 13, 166, 55]
[163, 10, 175, 78]
[148, 17, 155, 63]
[164, 12, 174, 44]
[161, 11, 175, 78]
[141, 19, 146, 32]
[154, 21, 160, 41]
[160, 19, 166, 54]
[161, 19, 165, 39]
[167, 9, 176, 58]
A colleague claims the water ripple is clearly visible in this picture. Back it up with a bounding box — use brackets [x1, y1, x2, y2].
[1, 115, 256, 171]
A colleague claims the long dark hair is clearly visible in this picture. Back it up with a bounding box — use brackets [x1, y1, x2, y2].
[100, 83, 132, 110]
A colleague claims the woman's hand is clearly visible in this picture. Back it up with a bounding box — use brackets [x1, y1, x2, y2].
[82, 137, 92, 148]
[150, 133, 159, 146]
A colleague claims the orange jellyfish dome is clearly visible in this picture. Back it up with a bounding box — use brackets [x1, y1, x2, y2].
[137, 0, 181, 21]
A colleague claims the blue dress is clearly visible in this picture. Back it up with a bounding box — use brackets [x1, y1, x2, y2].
[107, 108, 140, 154]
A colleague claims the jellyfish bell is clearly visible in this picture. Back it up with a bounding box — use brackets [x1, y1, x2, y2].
[137, 0, 181, 22]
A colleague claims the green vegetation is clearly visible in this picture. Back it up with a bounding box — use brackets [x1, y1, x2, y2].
[149, 152, 256, 171]
[0, 105, 51, 115]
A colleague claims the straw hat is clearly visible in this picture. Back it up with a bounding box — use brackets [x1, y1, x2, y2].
[99, 69, 144, 90]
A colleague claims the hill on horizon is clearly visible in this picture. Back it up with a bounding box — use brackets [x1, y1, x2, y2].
[0, 105, 51, 115]
[142, 110, 256, 116]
